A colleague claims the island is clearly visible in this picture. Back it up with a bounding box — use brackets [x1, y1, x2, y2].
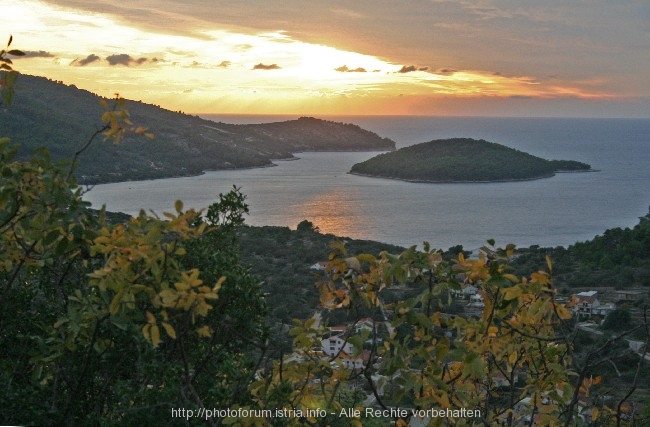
[349, 138, 592, 183]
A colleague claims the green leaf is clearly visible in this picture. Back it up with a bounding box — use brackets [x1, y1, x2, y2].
[2, 88, 14, 106]
[5, 71, 18, 86]
[488, 275, 512, 288]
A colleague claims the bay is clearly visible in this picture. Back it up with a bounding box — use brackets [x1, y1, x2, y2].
[82, 116, 650, 250]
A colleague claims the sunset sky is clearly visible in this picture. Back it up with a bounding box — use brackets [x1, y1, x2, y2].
[5, 0, 650, 117]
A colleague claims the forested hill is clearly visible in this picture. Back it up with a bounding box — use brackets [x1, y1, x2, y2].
[0, 75, 395, 183]
[512, 207, 650, 288]
[350, 138, 591, 183]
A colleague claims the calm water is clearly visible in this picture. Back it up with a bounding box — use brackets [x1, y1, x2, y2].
[83, 116, 650, 251]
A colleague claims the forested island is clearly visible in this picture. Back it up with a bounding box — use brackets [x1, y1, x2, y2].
[350, 137, 591, 183]
[1, 75, 395, 184]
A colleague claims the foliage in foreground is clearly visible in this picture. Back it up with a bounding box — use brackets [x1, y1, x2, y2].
[246, 242, 649, 427]
[0, 128, 266, 425]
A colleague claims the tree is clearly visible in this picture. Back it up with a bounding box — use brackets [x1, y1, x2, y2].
[1, 50, 267, 425]
[297, 219, 319, 233]
[602, 309, 633, 332]
[0, 133, 268, 424]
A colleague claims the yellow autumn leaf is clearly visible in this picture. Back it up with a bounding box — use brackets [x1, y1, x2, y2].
[555, 304, 572, 320]
[109, 288, 125, 314]
[150, 324, 161, 347]
[196, 325, 212, 337]
[508, 351, 518, 366]
[345, 256, 361, 272]
[546, 255, 553, 273]
[145, 310, 156, 324]
[158, 289, 178, 307]
[503, 273, 519, 283]
[142, 324, 151, 341]
[174, 282, 190, 292]
[162, 321, 177, 339]
[530, 271, 550, 286]
[503, 286, 523, 301]
[592, 407, 599, 422]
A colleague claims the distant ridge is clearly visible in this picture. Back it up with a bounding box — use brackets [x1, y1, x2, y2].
[350, 138, 591, 183]
[0, 75, 395, 183]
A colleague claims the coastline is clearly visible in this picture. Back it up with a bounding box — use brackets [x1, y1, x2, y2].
[77, 149, 389, 185]
[348, 168, 596, 184]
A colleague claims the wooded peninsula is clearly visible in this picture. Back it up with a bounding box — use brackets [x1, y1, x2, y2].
[350, 137, 591, 183]
[1, 75, 395, 184]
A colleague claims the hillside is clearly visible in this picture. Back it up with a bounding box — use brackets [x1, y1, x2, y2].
[350, 137, 591, 183]
[512, 206, 650, 289]
[0, 75, 395, 183]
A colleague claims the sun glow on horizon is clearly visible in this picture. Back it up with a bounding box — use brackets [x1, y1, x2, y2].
[6, 0, 624, 117]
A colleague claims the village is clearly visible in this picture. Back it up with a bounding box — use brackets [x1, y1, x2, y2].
[305, 260, 650, 424]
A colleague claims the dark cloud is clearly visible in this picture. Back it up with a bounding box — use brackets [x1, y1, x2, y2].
[218, 60, 231, 68]
[252, 63, 281, 70]
[335, 65, 367, 72]
[71, 54, 101, 66]
[106, 54, 133, 66]
[105, 54, 158, 66]
[23, 50, 55, 58]
[436, 68, 457, 75]
[106, 53, 161, 67]
[397, 65, 417, 73]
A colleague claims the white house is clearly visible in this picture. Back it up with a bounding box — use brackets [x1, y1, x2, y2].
[320, 325, 375, 370]
[468, 293, 485, 307]
[310, 261, 329, 271]
[338, 350, 370, 370]
[353, 318, 375, 334]
[572, 291, 600, 318]
[321, 327, 354, 357]
[450, 284, 478, 300]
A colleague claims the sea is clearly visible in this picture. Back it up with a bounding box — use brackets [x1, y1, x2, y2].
[82, 116, 650, 251]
